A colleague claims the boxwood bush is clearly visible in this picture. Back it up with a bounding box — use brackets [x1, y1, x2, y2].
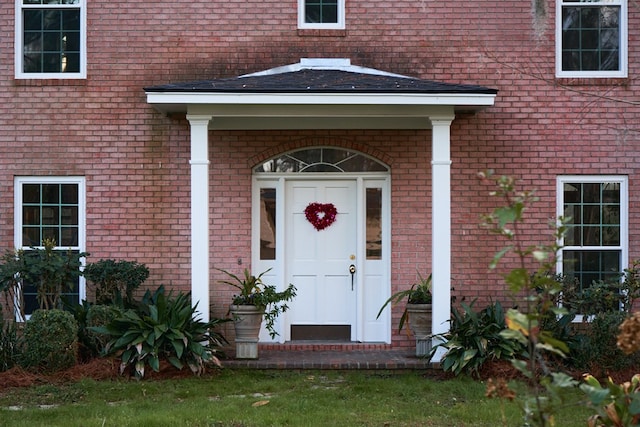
[21, 309, 78, 373]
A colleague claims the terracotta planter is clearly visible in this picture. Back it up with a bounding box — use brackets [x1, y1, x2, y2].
[229, 304, 264, 359]
[406, 303, 432, 356]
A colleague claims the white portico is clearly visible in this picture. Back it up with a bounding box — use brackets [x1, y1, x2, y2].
[145, 58, 497, 358]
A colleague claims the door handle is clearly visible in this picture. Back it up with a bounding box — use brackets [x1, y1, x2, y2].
[349, 264, 356, 290]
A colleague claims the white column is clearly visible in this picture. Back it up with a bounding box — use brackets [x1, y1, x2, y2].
[187, 114, 212, 322]
[430, 115, 454, 362]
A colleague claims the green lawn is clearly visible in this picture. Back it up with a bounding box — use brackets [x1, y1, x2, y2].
[0, 369, 588, 426]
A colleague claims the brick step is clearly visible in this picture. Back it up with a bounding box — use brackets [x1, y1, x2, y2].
[258, 342, 395, 352]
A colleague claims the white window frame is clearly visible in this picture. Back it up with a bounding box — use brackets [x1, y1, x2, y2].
[555, 0, 627, 78]
[15, 0, 87, 79]
[556, 175, 628, 316]
[14, 176, 87, 317]
[298, 0, 345, 30]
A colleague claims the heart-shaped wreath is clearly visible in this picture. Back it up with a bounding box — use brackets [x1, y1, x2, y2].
[304, 202, 338, 231]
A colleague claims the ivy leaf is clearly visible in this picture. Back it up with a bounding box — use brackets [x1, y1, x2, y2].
[500, 328, 528, 346]
[489, 246, 512, 269]
[538, 331, 569, 355]
[504, 268, 530, 293]
[532, 250, 548, 262]
[580, 384, 610, 405]
[550, 372, 579, 388]
[511, 359, 532, 378]
[494, 206, 518, 228]
[504, 308, 536, 338]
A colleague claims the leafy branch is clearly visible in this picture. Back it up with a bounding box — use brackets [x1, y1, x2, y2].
[479, 170, 576, 426]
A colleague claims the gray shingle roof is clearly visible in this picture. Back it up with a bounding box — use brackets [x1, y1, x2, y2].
[144, 69, 497, 95]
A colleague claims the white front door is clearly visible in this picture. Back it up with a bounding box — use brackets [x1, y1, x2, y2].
[286, 179, 358, 341]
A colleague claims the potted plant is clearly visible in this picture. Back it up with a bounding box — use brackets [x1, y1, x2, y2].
[217, 268, 296, 359]
[376, 272, 432, 356]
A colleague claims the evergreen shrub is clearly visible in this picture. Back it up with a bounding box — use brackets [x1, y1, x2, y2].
[21, 309, 78, 373]
[86, 304, 120, 355]
[582, 312, 640, 375]
[83, 259, 149, 307]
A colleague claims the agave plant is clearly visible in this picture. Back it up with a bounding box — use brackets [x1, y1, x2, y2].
[93, 286, 228, 379]
[431, 300, 525, 377]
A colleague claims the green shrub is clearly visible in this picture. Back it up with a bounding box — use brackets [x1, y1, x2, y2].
[537, 309, 591, 369]
[86, 304, 120, 355]
[432, 300, 525, 377]
[582, 312, 639, 375]
[21, 309, 78, 373]
[0, 313, 19, 372]
[566, 280, 624, 315]
[71, 301, 121, 359]
[0, 239, 86, 321]
[83, 259, 149, 307]
[68, 300, 93, 361]
[94, 286, 228, 379]
[581, 373, 640, 426]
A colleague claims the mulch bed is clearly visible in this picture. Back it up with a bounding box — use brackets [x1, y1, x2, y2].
[0, 358, 220, 392]
[0, 358, 119, 389]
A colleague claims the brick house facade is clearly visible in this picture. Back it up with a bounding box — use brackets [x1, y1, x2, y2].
[1, 0, 638, 353]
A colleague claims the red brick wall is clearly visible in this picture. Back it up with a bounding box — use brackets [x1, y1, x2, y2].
[1, 0, 639, 346]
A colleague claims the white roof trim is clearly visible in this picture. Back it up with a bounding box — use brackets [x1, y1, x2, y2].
[144, 92, 495, 129]
[146, 91, 496, 108]
[240, 58, 413, 79]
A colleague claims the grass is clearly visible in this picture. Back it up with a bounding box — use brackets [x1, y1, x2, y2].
[0, 369, 588, 426]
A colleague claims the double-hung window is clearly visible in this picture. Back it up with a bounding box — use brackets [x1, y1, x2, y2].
[15, 0, 87, 79]
[15, 177, 86, 316]
[298, 0, 345, 29]
[557, 176, 628, 298]
[556, 0, 627, 78]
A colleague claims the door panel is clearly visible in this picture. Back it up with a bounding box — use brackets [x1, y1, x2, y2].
[286, 180, 357, 338]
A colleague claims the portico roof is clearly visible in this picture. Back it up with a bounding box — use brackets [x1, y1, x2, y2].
[144, 58, 497, 129]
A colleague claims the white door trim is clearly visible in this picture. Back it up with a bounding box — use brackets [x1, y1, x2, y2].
[252, 173, 390, 343]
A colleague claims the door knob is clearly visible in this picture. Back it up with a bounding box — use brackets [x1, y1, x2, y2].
[349, 264, 356, 290]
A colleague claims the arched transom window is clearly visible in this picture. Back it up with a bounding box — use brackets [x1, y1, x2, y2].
[254, 147, 389, 173]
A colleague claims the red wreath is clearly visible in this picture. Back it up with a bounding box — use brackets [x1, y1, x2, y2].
[304, 202, 338, 231]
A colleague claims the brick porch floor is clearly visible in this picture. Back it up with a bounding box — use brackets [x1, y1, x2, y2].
[222, 343, 434, 370]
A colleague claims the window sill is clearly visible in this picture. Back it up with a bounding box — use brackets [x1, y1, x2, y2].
[297, 29, 347, 37]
